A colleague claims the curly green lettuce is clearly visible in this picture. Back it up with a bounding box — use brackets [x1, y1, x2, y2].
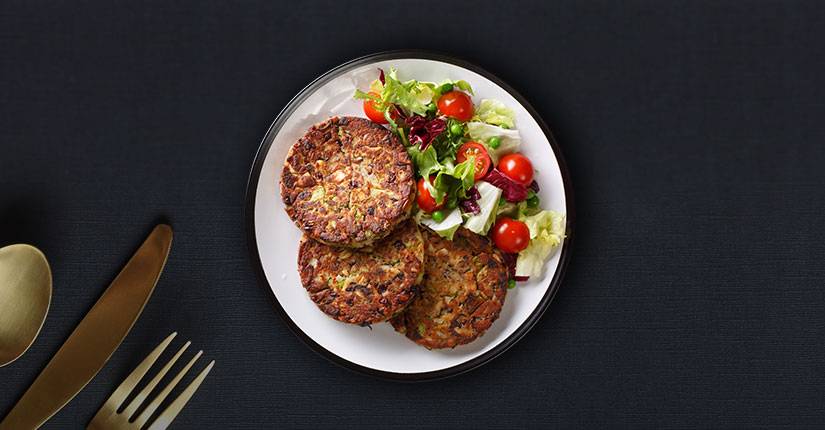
[515, 210, 566, 278]
[407, 145, 475, 205]
[354, 69, 475, 118]
[473, 99, 516, 129]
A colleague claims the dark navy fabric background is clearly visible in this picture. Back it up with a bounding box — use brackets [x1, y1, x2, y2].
[2, 1, 824, 428]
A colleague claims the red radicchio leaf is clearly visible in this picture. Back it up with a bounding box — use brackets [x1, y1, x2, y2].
[499, 252, 528, 281]
[459, 186, 481, 215]
[484, 169, 528, 202]
[406, 115, 426, 146]
[407, 115, 446, 150]
[426, 118, 447, 135]
[501, 252, 517, 278]
[528, 180, 540, 193]
[378, 69, 385, 85]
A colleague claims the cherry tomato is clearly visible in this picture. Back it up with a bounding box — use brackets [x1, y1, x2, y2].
[416, 177, 444, 213]
[498, 153, 534, 185]
[456, 141, 492, 180]
[491, 217, 531, 253]
[363, 92, 388, 124]
[437, 90, 474, 122]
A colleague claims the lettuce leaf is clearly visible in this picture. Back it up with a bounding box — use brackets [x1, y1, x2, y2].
[369, 78, 384, 94]
[497, 199, 538, 219]
[407, 145, 441, 179]
[417, 208, 462, 240]
[431, 158, 475, 204]
[355, 69, 477, 119]
[463, 181, 502, 235]
[473, 99, 516, 129]
[515, 210, 566, 278]
[450, 158, 476, 191]
[381, 69, 433, 116]
[407, 146, 475, 204]
[466, 122, 521, 163]
[434, 79, 474, 97]
[353, 89, 382, 104]
[453, 80, 474, 94]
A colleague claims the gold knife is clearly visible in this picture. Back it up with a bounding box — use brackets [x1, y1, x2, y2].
[0, 224, 173, 430]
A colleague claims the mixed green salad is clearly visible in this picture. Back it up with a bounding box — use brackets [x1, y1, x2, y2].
[354, 69, 565, 284]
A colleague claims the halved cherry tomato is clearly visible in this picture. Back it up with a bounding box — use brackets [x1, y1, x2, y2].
[456, 141, 492, 180]
[416, 177, 444, 213]
[437, 90, 474, 122]
[491, 217, 531, 253]
[498, 153, 534, 186]
[363, 91, 388, 124]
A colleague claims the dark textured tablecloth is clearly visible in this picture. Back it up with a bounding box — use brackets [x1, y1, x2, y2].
[2, 1, 825, 428]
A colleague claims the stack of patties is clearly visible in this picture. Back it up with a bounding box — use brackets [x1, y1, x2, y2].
[281, 116, 509, 347]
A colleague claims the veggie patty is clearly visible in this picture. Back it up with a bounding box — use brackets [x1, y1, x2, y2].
[298, 220, 425, 325]
[391, 227, 508, 348]
[281, 116, 415, 248]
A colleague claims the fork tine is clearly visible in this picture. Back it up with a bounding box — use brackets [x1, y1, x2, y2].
[133, 350, 203, 428]
[96, 332, 177, 414]
[145, 359, 215, 430]
[121, 340, 191, 419]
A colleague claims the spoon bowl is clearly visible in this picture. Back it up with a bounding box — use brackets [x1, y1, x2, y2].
[0, 244, 52, 367]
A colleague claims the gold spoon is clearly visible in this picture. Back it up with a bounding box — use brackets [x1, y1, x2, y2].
[0, 244, 52, 367]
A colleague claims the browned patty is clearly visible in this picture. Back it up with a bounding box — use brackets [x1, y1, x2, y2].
[298, 220, 425, 325]
[281, 116, 415, 248]
[391, 227, 509, 349]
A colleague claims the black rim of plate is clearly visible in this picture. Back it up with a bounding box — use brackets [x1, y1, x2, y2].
[244, 50, 576, 382]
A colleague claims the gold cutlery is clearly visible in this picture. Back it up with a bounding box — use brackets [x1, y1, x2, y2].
[88, 332, 214, 430]
[0, 224, 173, 429]
[0, 244, 51, 367]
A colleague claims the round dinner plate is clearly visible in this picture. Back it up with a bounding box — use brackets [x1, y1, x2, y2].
[245, 51, 574, 381]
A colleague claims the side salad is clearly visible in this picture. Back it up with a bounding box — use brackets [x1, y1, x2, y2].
[354, 69, 565, 284]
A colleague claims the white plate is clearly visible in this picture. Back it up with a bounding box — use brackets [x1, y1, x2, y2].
[245, 51, 574, 380]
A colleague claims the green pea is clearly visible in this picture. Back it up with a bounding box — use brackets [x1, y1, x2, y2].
[439, 83, 454, 93]
[431, 210, 445, 222]
[488, 136, 501, 149]
[426, 102, 437, 114]
[527, 195, 540, 208]
[508, 279, 517, 289]
[450, 123, 463, 136]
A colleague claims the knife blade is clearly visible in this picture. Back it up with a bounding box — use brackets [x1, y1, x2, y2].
[0, 224, 173, 430]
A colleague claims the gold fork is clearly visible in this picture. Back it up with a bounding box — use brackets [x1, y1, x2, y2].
[87, 333, 215, 430]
